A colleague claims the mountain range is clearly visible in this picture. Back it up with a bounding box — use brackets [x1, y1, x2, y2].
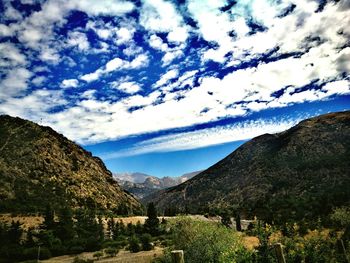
[0, 115, 142, 214]
[113, 171, 201, 199]
[146, 111, 350, 223]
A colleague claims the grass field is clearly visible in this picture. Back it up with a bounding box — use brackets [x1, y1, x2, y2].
[41, 247, 164, 263]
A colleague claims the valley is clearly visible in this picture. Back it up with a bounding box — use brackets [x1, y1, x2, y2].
[0, 111, 349, 262]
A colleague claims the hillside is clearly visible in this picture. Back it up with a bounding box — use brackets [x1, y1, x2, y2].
[114, 171, 201, 199]
[147, 111, 350, 222]
[0, 115, 142, 214]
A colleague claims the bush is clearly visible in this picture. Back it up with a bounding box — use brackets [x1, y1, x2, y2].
[164, 217, 253, 263]
[105, 247, 118, 257]
[140, 233, 153, 251]
[93, 251, 104, 260]
[128, 235, 141, 253]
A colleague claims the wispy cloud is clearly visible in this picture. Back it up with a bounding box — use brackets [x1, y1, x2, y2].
[101, 116, 306, 159]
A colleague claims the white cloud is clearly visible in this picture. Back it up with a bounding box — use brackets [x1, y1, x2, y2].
[0, 43, 27, 67]
[0, 24, 14, 37]
[80, 69, 104, 82]
[154, 69, 179, 88]
[4, 2, 23, 21]
[80, 54, 149, 82]
[73, 0, 135, 16]
[111, 81, 142, 94]
[116, 27, 134, 45]
[129, 54, 149, 69]
[32, 76, 46, 86]
[167, 27, 189, 43]
[105, 58, 124, 72]
[140, 0, 188, 43]
[0, 68, 32, 98]
[0, 89, 67, 121]
[61, 79, 79, 88]
[67, 31, 90, 51]
[39, 47, 60, 64]
[102, 116, 304, 158]
[148, 34, 185, 65]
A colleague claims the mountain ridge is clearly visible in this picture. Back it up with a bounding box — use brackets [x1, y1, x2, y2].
[146, 111, 350, 222]
[0, 115, 142, 214]
[113, 171, 201, 199]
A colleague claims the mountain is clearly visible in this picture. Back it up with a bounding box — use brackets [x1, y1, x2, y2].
[114, 171, 201, 199]
[0, 115, 142, 214]
[146, 111, 350, 222]
[113, 172, 150, 184]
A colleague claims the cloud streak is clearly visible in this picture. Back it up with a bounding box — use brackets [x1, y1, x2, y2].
[101, 116, 305, 159]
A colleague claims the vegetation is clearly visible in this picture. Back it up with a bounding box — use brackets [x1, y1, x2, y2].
[154, 210, 350, 263]
[0, 115, 142, 214]
[148, 111, 350, 225]
[0, 202, 169, 262]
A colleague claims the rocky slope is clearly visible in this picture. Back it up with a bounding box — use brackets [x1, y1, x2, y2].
[147, 111, 350, 222]
[0, 115, 142, 214]
[114, 171, 201, 199]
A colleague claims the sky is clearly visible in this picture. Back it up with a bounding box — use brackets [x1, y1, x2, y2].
[0, 0, 349, 177]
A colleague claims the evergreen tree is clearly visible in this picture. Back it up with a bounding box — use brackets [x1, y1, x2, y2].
[128, 235, 140, 252]
[126, 222, 135, 236]
[235, 212, 242, 232]
[107, 216, 115, 239]
[56, 206, 75, 243]
[135, 220, 143, 235]
[8, 220, 23, 245]
[25, 227, 36, 247]
[43, 204, 55, 230]
[144, 202, 159, 236]
[221, 211, 231, 228]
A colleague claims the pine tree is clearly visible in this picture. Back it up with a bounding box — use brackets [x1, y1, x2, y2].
[56, 206, 75, 243]
[8, 220, 23, 245]
[43, 204, 55, 230]
[144, 202, 159, 236]
[107, 216, 115, 239]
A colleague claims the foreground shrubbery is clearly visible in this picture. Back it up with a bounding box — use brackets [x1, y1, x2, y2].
[154, 217, 253, 263]
[154, 207, 350, 263]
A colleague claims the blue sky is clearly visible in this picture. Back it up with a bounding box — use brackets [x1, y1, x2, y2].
[0, 0, 349, 177]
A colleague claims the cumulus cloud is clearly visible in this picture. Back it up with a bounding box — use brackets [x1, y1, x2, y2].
[154, 69, 179, 88]
[140, 0, 189, 43]
[73, 0, 135, 16]
[0, 68, 32, 99]
[67, 31, 90, 51]
[81, 54, 149, 82]
[0, 0, 349, 148]
[111, 81, 142, 94]
[61, 79, 79, 88]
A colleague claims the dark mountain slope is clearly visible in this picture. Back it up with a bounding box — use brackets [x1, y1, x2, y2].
[147, 111, 350, 222]
[0, 115, 142, 214]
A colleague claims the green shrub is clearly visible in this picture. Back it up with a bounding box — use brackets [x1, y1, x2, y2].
[128, 235, 141, 253]
[140, 233, 153, 251]
[165, 217, 253, 263]
[93, 251, 104, 259]
[105, 247, 118, 257]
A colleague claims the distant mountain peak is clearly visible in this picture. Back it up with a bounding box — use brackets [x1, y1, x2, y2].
[113, 171, 202, 199]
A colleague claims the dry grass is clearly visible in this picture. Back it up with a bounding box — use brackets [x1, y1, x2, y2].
[41, 247, 164, 263]
[242, 236, 260, 251]
[0, 213, 43, 230]
[0, 214, 172, 229]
